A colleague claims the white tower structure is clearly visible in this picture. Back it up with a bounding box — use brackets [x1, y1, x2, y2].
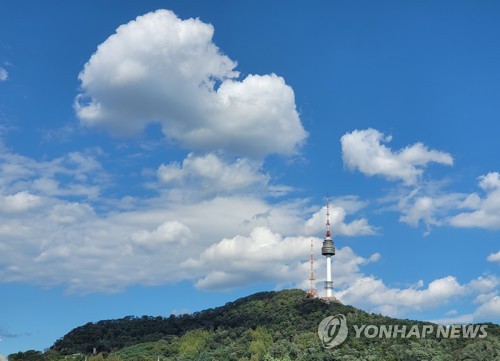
[321, 198, 336, 300]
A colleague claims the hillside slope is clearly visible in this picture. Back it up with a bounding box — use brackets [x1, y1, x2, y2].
[9, 289, 500, 361]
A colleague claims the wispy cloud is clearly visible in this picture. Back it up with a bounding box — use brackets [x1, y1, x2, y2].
[41, 123, 79, 143]
[341, 130, 500, 233]
[487, 250, 500, 264]
[450, 172, 500, 230]
[341, 128, 453, 185]
[0, 67, 8, 81]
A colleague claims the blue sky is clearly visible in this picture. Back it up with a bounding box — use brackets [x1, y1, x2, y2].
[1, 0, 499, 355]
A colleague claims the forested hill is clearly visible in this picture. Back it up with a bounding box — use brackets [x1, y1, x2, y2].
[51, 289, 357, 354]
[9, 289, 500, 361]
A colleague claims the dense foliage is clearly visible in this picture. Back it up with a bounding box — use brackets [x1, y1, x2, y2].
[9, 289, 500, 360]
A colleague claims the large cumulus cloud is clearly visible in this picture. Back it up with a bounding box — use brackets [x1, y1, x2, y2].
[75, 10, 307, 158]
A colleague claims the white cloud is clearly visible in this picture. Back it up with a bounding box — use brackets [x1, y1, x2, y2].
[0, 149, 105, 200]
[474, 296, 500, 323]
[131, 221, 193, 247]
[380, 171, 500, 233]
[331, 195, 368, 214]
[186, 227, 311, 290]
[0, 137, 493, 327]
[48, 203, 95, 224]
[341, 129, 453, 185]
[0, 141, 379, 294]
[186, 226, 379, 291]
[0, 67, 7, 81]
[337, 276, 466, 317]
[400, 196, 436, 228]
[464, 275, 500, 323]
[397, 186, 465, 234]
[0, 191, 42, 213]
[467, 274, 499, 319]
[467, 275, 499, 295]
[302, 204, 376, 237]
[75, 9, 307, 158]
[487, 251, 500, 264]
[0, 143, 494, 323]
[189, 235, 498, 322]
[157, 153, 271, 198]
[0, 204, 199, 292]
[479, 172, 500, 190]
[0, 146, 322, 294]
[7, 127, 472, 322]
[450, 172, 500, 230]
[0, 8, 494, 329]
[367, 273, 494, 322]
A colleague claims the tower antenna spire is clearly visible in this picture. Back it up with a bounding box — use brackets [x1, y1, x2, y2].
[326, 194, 331, 238]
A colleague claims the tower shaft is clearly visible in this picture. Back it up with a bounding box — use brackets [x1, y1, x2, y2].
[325, 255, 332, 297]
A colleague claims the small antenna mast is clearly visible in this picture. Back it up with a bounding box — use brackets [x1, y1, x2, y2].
[306, 238, 318, 298]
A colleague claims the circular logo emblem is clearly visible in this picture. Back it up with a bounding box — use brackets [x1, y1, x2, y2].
[318, 314, 348, 348]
